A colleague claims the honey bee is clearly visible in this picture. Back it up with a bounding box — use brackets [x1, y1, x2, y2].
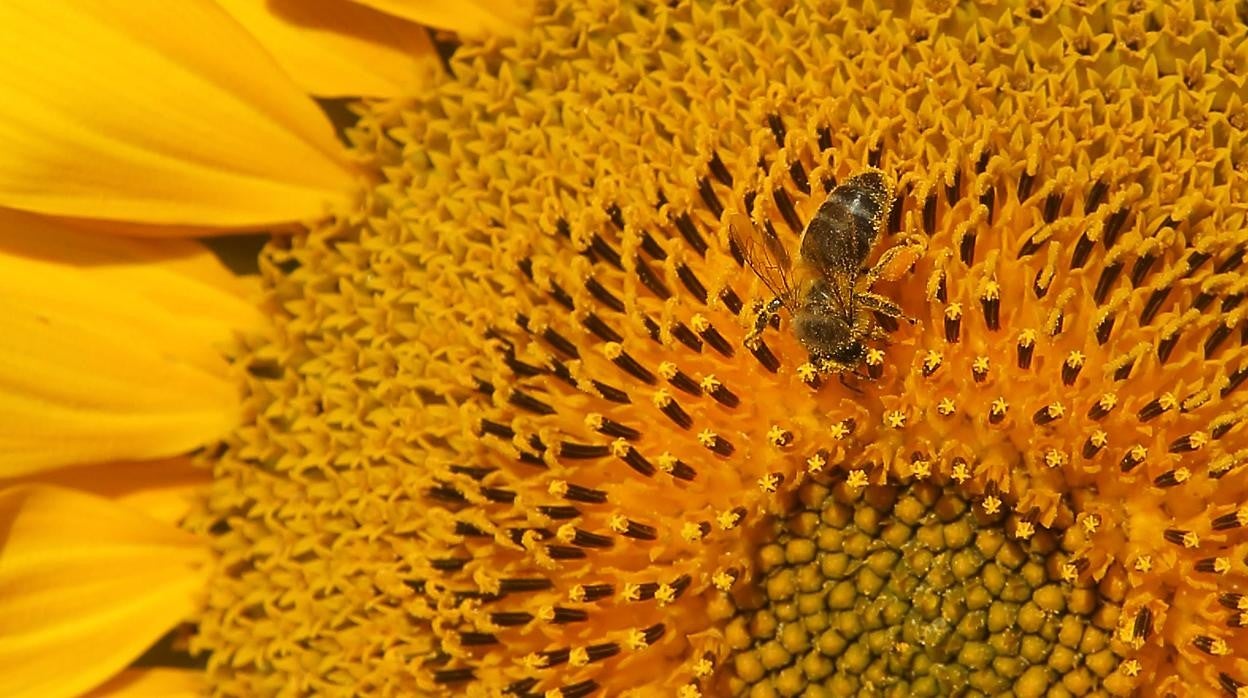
[736, 168, 917, 376]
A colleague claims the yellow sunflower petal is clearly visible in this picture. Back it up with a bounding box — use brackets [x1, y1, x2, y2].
[0, 486, 212, 698]
[84, 668, 203, 698]
[345, 0, 531, 37]
[217, 0, 439, 98]
[0, 209, 265, 477]
[0, 0, 358, 229]
[0, 458, 210, 526]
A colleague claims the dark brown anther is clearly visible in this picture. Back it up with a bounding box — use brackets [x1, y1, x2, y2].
[1084, 180, 1108, 213]
[981, 295, 1000, 330]
[538, 505, 581, 520]
[1061, 356, 1083, 385]
[559, 441, 611, 459]
[867, 359, 884, 380]
[1205, 324, 1232, 358]
[945, 310, 961, 343]
[547, 545, 587, 560]
[1016, 171, 1035, 201]
[707, 381, 740, 408]
[972, 361, 988, 383]
[620, 520, 658, 541]
[667, 458, 697, 481]
[1093, 261, 1122, 304]
[719, 287, 744, 314]
[1032, 404, 1062, 425]
[561, 483, 608, 504]
[749, 338, 781, 372]
[1112, 355, 1136, 381]
[459, 632, 499, 646]
[644, 623, 668, 644]
[666, 367, 702, 396]
[670, 322, 704, 352]
[1137, 396, 1171, 422]
[1042, 191, 1063, 222]
[584, 644, 624, 664]
[1119, 448, 1145, 473]
[1133, 607, 1153, 640]
[708, 152, 733, 186]
[1070, 232, 1094, 269]
[1156, 332, 1179, 362]
[1223, 366, 1248, 398]
[638, 229, 666, 260]
[589, 234, 623, 270]
[594, 416, 640, 440]
[960, 232, 976, 265]
[1163, 529, 1193, 546]
[659, 397, 693, 430]
[480, 419, 516, 440]
[1095, 313, 1115, 344]
[1194, 635, 1224, 653]
[635, 256, 671, 300]
[697, 177, 724, 217]
[789, 161, 811, 194]
[434, 668, 475, 684]
[676, 264, 708, 304]
[698, 323, 734, 357]
[674, 211, 709, 257]
[1169, 433, 1204, 452]
[1213, 511, 1246, 530]
[614, 445, 655, 476]
[923, 193, 937, 235]
[591, 379, 630, 404]
[631, 582, 659, 600]
[583, 313, 623, 342]
[1153, 469, 1186, 487]
[1219, 593, 1245, 610]
[773, 187, 803, 234]
[980, 185, 996, 224]
[1087, 398, 1114, 420]
[1017, 337, 1034, 369]
[489, 611, 534, 627]
[706, 433, 735, 457]
[1081, 435, 1105, 459]
[611, 349, 657, 384]
[988, 403, 1006, 425]
[1219, 673, 1245, 695]
[1140, 287, 1171, 325]
[1103, 207, 1131, 248]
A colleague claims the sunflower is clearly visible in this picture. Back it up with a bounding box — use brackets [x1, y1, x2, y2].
[0, 2, 526, 697]
[8, 0, 1248, 696]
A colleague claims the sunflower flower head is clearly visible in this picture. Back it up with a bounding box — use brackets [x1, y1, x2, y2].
[194, 1, 1248, 696]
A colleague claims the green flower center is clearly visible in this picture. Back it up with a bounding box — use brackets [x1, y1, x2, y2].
[722, 479, 1132, 697]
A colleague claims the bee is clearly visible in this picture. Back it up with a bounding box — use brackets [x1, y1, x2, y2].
[736, 168, 917, 376]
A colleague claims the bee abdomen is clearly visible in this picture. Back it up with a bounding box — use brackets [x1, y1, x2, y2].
[800, 171, 891, 274]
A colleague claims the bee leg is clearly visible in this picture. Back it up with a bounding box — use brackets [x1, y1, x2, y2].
[856, 291, 917, 325]
[746, 296, 785, 348]
[863, 240, 924, 286]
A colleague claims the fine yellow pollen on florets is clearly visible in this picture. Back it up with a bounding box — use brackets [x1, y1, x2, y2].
[193, 0, 1248, 695]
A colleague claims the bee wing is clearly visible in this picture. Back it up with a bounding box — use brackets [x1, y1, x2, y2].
[729, 210, 800, 309]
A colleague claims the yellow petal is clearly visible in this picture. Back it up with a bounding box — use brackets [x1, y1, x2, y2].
[0, 486, 212, 698]
[218, 0, 439, 98]
[0, 209, 265, 477]
[0, 0, 358, 228]
[0, 458, 210, 526]
[346, 0, 532, 37]
[84, 668, 203, 698]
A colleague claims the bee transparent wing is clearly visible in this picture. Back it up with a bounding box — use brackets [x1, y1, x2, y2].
[729, 210, 800, 310]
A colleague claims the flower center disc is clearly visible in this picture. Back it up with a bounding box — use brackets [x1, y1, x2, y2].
[721, 479, 1133, 697]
